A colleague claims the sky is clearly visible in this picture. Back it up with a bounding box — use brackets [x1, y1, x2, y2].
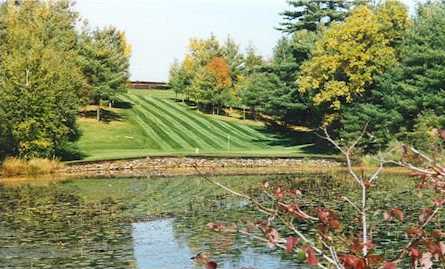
[74, 0, 419, 82]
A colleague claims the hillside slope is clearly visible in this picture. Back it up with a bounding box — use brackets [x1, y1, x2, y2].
[75, 90, 323, 161]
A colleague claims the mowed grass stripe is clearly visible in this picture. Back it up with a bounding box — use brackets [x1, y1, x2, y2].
[223, 120, 270, 141]
[127, 113, 163, 150]
[124, 96, 183, 150]
[156, 98, 263, 148]
[155, 98, 257, 148]
[144, 96, 248, 149]
[128, 95, 194, 150]
[134, 95, 222, 150]
[140, 96, 227, 149]
[118, 98, 164, 150]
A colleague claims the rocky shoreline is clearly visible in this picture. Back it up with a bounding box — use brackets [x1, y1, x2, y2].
[63, 157, 341, 178]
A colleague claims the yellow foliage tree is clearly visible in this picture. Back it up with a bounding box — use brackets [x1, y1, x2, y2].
[298, 1, 410, 115]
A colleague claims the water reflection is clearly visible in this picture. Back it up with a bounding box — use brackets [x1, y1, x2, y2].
[132, 218, 299, 269]
[0, 178, 300, 269]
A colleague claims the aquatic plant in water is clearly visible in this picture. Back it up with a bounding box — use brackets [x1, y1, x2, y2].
[200, 127, 445, 269]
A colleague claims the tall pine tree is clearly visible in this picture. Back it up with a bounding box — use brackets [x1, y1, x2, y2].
[278, 0, 355, 33]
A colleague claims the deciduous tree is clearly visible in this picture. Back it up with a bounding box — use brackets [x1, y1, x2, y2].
[79, 26, 131, 121]
[0, 0, 87, 158]
[298, 1, 410, 121]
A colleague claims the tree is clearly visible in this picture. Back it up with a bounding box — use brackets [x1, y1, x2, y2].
[340, 2, 445, 152]
[239, 73, 271, 120]
[278, 0, 355, 33]
[249, 30, 316, 126]
[169, 59, 192, 101]
[79, 26, 131, 121]
[0, 0, 87, 158]
[191, 57, 232, 114]
[298, 2, 410, 121]
[221, 36, 243, 84]
[169, 35, 243, 112]
[242, 44, 263, 74]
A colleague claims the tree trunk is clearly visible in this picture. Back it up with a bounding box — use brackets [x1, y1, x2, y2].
[96, 104, 101, 122]
[250, 106, 256, 120]
[243, 107, 246, 120]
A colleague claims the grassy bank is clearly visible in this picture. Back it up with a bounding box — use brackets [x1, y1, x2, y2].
[75, 89, 329, 161]
[0, 157, 63, 177]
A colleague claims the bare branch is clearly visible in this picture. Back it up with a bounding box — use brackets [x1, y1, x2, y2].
[342, 196, 362, 213]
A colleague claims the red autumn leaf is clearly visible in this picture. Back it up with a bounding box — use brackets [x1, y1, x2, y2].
[289, 189, 303, 197]
[207, 223, 225, 232]
[206, 261, 218, 269]
[407, 227, 424, 238]
[423, 240, 444, 258]
[280, 203, 310, 220]
[433, 198, 445, 207]
[274, 187, 285, 200]
[286, 236, 300, 253]
[351, 239, 376, 255]
[409, 247, 422, 258]
[419, 208, 433, 223]
[304, 246, 319, 266]
[317, 208, 341, 230]
[363, 179, 373, 189]
[262, 226, 279, 247]
[382, 261, 397, 269]
[339, 255, 365, 269]
[432, 230, 445, 239]
[409, 247, 422, 267]
[367, 254, 384, 267]
[392, 208, 404, 222]
[385, 208, 404, 222]
[419, 252, 433, 269]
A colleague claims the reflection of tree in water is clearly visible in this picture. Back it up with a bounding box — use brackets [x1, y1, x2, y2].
[171, 193, 281, 264]
[0, 184, 135, 269]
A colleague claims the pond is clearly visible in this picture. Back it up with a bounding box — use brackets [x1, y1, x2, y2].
[0, 175, 305, 269]
[133, 218, 297, 269]
[0, 172, 441, 269]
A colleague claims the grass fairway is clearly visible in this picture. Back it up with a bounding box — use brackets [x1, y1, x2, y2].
[75, 89, 327, 161]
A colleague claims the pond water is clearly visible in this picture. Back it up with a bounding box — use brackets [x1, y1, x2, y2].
[132, 218, 297, 269]
[1, 173, 439, 269]
[0, 176, 303, 269]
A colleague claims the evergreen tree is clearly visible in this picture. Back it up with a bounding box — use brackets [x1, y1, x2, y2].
[221, 36, 243, 84]
[278, 0, 355, 33]
[242, 45, 263, 74]
[252, 30, 316, 125]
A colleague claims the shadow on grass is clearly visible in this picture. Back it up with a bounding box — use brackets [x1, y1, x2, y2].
[57, 143, 88, 161]
[79, 100, 133, 124]
[254, 123, 336, 155]
[114, 100, 134, 109]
